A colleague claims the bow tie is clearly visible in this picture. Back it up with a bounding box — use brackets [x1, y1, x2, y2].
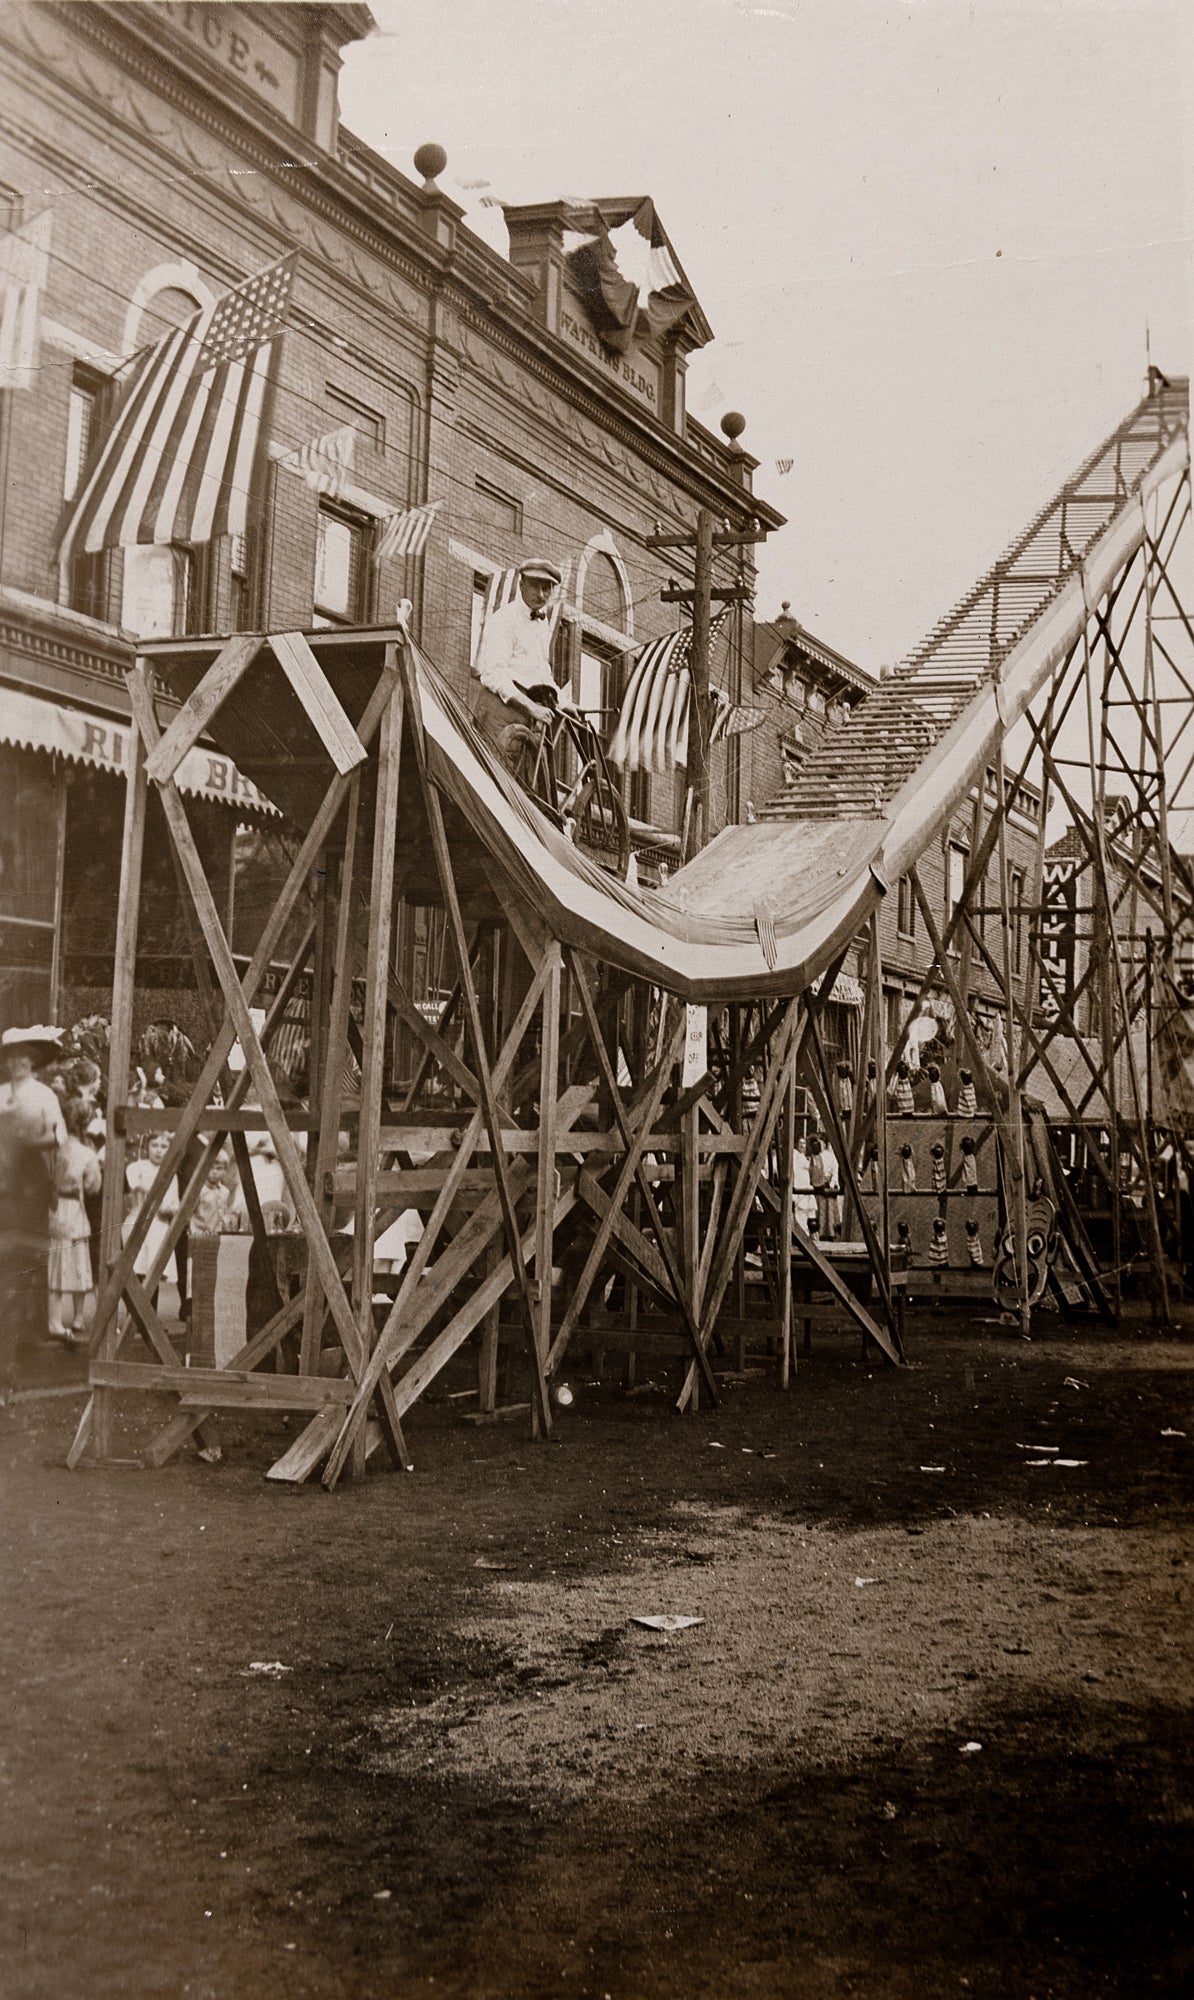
[530, 609, 547, 622]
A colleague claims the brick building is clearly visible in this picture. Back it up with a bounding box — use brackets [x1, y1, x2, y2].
[0, 0, 782, 1036]
[759, 655, 1045, 1087]
[740, 602, 873, 823]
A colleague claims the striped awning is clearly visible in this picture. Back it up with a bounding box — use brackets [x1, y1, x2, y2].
[0, 683, 278, 814]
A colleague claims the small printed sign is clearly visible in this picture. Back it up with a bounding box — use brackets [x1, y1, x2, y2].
[682, 1004, 708, 1089]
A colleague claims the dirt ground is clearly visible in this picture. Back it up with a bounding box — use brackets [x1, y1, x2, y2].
[1, 1305, 1192, 2000]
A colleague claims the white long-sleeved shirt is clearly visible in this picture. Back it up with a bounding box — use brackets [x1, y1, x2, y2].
[474, 594, 555, 704]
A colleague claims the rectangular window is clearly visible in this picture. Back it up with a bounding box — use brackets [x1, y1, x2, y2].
[577, 649, 608, 728]
[947, 841, 969, 933]
[64, 379, 98, 501]
[1010, 866, 1025, 972]
[229, 530, 252, 631]
[63, 369, 112, 619]
[474, 477, 522, 537]
[470, 572, 490, 667]
[313, 504, 371, 627]
[897, 874, 915, 939]
[325, 384, 385, 450]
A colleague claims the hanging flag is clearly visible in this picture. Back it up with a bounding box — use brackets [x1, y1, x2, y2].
[58, 252, 295, 566]
[0, 210, 52, 390]
[374, 498, 441, 563]
[608, 613, 730, 773]
[286, 422, 355, 498]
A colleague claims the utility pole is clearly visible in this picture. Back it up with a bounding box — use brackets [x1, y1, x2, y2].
[649, 492, 767, 862]
[689, 508, 714, 854]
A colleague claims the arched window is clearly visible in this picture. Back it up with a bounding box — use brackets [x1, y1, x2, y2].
[579, 551, 627, 633]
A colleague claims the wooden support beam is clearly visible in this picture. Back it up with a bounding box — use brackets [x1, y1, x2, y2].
[558, 958, 721, 1404]
[679, 999, 805, 1410]
[143, 632, 263, 784]
[124, 667, 408, 1467]
[789, 1222, 900, 1363]
[70, 697, 148, 1468]
[269, 630, 366, 775]
[84, 659, 398, 1367]
[301, 780, 363, 1373]
[91, 1361, 352, 1411]
[535, 945, 563, 1381]
[546, 1007, 682, 1373]
[393, 637, 552, 1439]
[352, 669, 408, 1471]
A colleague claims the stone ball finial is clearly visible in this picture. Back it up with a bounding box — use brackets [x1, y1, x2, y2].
[781, 600, 791, 615]
[720, 410, 747, 441]
[414, 142, 448, 186]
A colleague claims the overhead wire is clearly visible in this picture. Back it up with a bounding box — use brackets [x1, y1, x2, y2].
[12, 216, 768, 629]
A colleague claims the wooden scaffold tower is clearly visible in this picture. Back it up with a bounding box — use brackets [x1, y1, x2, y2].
[71, 618, 900, 1485]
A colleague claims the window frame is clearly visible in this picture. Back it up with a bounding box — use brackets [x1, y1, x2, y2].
[312, 500, 374, 628]
[946, 840, 969, 944]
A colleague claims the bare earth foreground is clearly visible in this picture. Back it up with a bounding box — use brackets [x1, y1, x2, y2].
[2, 1311, 1192, 2000]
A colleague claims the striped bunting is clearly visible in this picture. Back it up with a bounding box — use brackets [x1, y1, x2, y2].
[375, 498, 441, 563]
[607, 614, 732, 774]
[287, 422, 355, 499]
[58, 253, 295, 566]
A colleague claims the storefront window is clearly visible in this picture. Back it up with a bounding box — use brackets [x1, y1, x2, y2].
[0, 746, 57, 1030]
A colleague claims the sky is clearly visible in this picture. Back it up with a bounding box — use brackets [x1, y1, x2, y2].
[338, 0, 1192, 677]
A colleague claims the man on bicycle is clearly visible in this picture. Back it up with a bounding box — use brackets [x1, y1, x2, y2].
[473, 557, 569, 783]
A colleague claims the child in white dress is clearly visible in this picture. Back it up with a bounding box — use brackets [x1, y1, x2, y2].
[48, 1097, 102, 1342]
[123, 1130, 180, 1289]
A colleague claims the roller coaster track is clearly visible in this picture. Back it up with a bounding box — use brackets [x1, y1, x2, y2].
[760, 378, 1189, 827]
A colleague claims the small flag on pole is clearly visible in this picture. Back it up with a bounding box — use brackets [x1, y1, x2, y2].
[608, 614, 731, 773]
[286, 422, 355, 498]
[58, 252, 295, 564]
[0, 210, 51, 391]
[375, 498, 441, 563]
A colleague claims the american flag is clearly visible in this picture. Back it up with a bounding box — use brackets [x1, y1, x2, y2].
[287, 422, 355, 499]
[58, 253, 295, 565]
[0, 210, 51, 391]
[607, 615, 732, 774]
[375, 498, 441, 563]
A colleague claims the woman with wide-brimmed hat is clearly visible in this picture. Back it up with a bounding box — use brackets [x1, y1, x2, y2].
[0, 1025, 67, 1390]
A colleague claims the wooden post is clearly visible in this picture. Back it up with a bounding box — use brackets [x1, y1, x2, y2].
[534, 944, 562, 1414]
[300, 781, 362, 1376]
[778, 1045, 796, 1387]
[995, 740, 1032, 1337]
[352, 671, 405, 1475]
[685, 508, 714, 860]
[394, 637, 552, 1438]
[72, 687, 148, 1466]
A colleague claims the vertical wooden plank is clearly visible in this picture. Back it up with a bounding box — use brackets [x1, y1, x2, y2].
[351, 673, 405, 1474]
[778, 1049, 796, 1388]
[300, 782, 361, 1375]
[680, 1103, 700, 1407]
[124, 670, 402, 1453]
[76, 690, 148, 1466]
[870, 912, 891, 1282]
[533, 944, 562, 1419]
[394, 636, 552, 1440]
[477, 1244, 500, 1413]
